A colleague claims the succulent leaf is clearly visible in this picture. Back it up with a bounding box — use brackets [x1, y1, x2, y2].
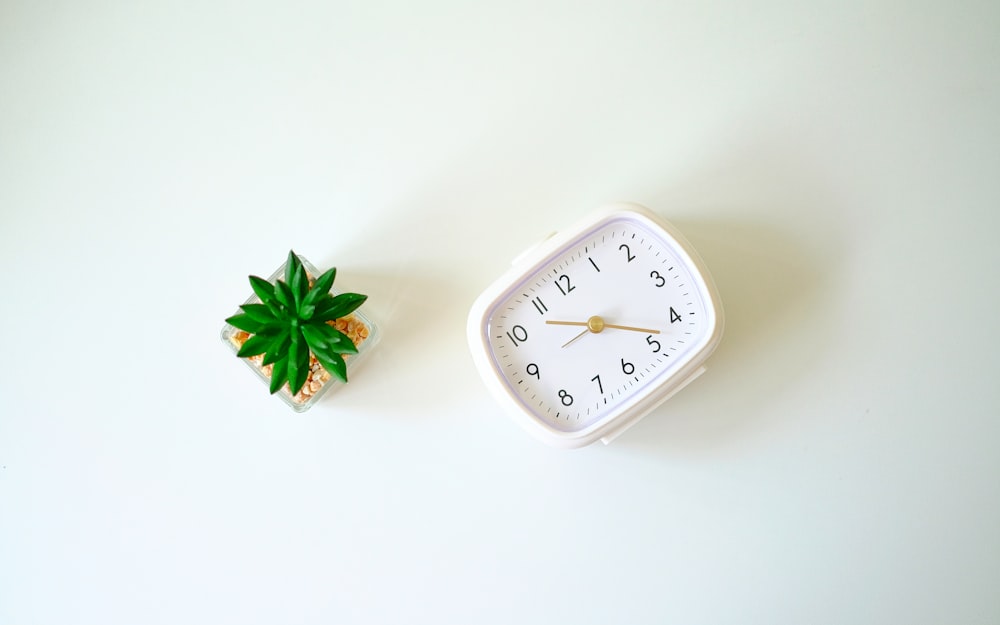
[274, 280, 294, 309]
[315, 323, 358, 354]
[249, 275, 286, 318]
[309, 336, 351, 367]
[313, 293, 367, 322]
[291, 263, 307, 308]
[269, 357, 288, 394]
[285, 250, 302, 286]
[249, 275, 276, 304]
[237, 333, 272, 358]
[261, 329, 291, 366]
[316, 351, 348, 383]
[302, 268, 337, 308]
[287, 329, 310, 395]
[240, 303, 278, 324]
[294, 335, 310, 391]
[300, 325, 323, 351]
[302, 324, 356, 356]
[225, 312, 266, 333]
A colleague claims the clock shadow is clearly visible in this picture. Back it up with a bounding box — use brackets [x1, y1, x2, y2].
[610, 218, 836, 455]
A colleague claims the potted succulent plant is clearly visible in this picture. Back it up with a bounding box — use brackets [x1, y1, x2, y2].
[221, 251, 378, 411]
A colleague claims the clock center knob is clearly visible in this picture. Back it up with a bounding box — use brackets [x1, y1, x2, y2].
[587, 315, 605, 333]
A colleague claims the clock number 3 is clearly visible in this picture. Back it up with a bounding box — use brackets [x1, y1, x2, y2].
[650, 270, 665, 287]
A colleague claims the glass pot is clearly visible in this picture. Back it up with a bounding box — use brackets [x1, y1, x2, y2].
[221, 255, 380, 412]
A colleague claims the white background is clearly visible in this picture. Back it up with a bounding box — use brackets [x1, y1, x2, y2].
[1, 1, 998, 623]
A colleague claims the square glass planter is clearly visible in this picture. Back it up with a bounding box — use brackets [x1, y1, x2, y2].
[221, 255, 380, 412]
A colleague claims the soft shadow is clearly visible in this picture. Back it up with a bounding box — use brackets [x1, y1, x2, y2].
[306, 201, 487, 420]
[610, 217, 835, 455]
[309, 264, 468, 418]
[603, 126, 854, 453]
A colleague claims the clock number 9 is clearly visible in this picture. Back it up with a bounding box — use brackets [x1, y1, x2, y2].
[506, 325, 528, 347]
[526, 363, 540, 379]
[646, 335, 661, 353]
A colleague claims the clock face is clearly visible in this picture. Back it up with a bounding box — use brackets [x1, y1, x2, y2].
[478, 211, 718, 438]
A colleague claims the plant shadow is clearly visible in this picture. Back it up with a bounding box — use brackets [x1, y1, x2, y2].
[305, 202, 489, 420]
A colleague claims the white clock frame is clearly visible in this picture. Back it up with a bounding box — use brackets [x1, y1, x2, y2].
[467, 202, 724, 448]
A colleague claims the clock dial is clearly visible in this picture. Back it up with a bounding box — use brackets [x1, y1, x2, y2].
[484, 215, 713, 433]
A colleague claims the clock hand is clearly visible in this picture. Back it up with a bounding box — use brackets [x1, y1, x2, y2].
[545, 320, 591, 327]
[546, 316, 661, 335]
[561, 328, 590, 348]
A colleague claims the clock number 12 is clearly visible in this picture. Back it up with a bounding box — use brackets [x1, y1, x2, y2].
[555, 274, 575, 296]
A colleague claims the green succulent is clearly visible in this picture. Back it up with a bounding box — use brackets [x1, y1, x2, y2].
[225, 250, 368, 395]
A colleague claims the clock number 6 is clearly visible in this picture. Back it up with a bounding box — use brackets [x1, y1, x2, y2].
[621, 359, 635, 375]
[646, 335, 661, 353]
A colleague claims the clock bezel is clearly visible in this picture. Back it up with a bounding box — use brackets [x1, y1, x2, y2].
[467, 202, 724, 448]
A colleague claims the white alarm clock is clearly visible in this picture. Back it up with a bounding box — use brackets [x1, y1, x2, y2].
[467, 203, 724, 448]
